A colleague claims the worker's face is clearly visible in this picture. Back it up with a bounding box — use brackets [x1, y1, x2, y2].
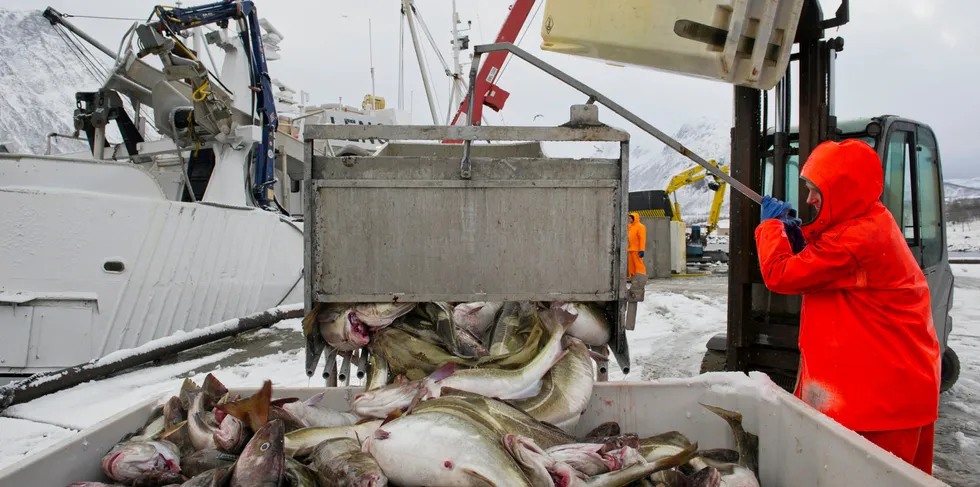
[805, 181, 823, 212]
[629, 215, 635, 223]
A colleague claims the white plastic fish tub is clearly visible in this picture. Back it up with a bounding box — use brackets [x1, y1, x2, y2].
[0, 372, 946, 486]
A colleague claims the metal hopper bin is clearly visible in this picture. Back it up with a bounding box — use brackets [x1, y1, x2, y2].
[302, 104, 645, 380]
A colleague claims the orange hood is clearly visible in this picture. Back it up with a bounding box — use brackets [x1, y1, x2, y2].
[800, 139, 883, 239]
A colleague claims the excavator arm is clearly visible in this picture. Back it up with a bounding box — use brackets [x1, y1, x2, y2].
[706, 166, 729, 236]
[664, 160, 725, 224]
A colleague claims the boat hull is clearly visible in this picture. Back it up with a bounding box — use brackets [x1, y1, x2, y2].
[0, 155, 304, 374]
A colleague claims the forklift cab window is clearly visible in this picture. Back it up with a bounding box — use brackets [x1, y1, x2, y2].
[916, 127, 944, 268]
[883, 130, 916, 240]
[880, 124, 950, 269]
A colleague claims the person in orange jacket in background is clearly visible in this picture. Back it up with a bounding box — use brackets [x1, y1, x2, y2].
[755, 139, 940, 475]
[627, 212, 647, 279]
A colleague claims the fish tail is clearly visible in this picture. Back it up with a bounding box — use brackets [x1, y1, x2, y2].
[217, 380, 272, 432]
[699, 403, 743, 428]
[651, 441, 699, 472]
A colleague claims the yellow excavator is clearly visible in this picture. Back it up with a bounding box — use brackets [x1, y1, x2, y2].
[664, 160, 729, 262]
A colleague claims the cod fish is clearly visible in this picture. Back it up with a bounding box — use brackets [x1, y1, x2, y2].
[511, 336, 595, 433]
[157, 420, 195, 457]
[282, 391, 359, 428]
[285, 457, 320, 487]
[130, 403, 166, 443]
[284, 420, 383, 459]
[213, 414, 250, 454]
[453, 302, 503, 338]
[354, 303, 416, 328]
[351, 364, 456, 419]
[429, 306, 576, 401]
[100, 440, 181, 483]
[486, 302, 533, 356]
[505, 434, 698, 487]
[364, 353, 390, 391]
[649, 469, 693, 487]
[687, 466, 722, 487]
[311, 437, 388, 487]
[180, 466, 233, 487]
[130, 469, 187, 486]
[556, 302, 611, 347]
[412, 391, 578, 449]
[230, 419, 285, 487]
[319, 306, 370, 352]
[688, 404, 760, 487]
[362, 409, 530, 487]
[181, 449, 237, 478]
[583, 422, 620, 439]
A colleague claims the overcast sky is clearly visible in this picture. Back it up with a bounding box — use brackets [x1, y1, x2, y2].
[5, 0, 977, 177]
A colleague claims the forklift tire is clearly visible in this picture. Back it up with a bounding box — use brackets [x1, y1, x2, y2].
[940, 347, 960, 394]
[700, 349, 727, 374]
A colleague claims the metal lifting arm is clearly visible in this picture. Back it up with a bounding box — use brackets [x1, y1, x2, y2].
[448, 0, 536, 127]
[706, 167, 729, 236]
[151, 1, 279, 209]
[463, 42, 764, 203]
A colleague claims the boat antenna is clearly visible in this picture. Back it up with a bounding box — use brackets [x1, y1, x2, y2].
[369, 18, 376, 112]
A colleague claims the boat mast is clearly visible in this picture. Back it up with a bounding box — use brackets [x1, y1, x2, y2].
[448, 0, 470, 124]
[403, 0, 439, 124]
[369, 18, 376, 112]
[398, 4, 405, 111]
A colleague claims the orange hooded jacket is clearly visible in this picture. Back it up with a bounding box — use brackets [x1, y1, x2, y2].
[754, 139, 940, 432]
[628, 212, 646, 252]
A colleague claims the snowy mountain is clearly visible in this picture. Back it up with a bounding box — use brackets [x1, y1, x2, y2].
[606, 116, 732, 225]
[0, 8, 106, 155]
[945, 178, 980, 201]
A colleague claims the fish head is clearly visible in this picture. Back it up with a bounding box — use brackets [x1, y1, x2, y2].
[689, 465, 723, 487]
[322, 308, 371, 350]
[351, 380, 423, 419]
[234, 419, 286, 484]
[502, 434, 553, 472]
[214, 413, 248, 453]
[100, 441, 181, 482]
[602, 446, 646, 470]
[163, 396, 186, 429]
[350, 473, 387, 487]
[354, 303, 415, 328]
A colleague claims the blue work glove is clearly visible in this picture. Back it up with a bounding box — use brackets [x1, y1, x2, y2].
[784, 209, 807, 254]
[639, 251, 644, 258]
[762, 196, 807, 254]
[761, 195, 793, 222]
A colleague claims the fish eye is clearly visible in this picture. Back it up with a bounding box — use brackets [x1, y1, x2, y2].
[260, 442, 270, 451]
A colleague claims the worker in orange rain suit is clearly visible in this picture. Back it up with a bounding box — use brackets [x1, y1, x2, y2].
[755, 139, 940, 475]
[627, 212, 647, 279]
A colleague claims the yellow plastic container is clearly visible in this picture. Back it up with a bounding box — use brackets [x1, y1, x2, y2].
[539, 0, 805, 90]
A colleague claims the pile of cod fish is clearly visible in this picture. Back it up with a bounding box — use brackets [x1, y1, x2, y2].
[70, 302, 761, 487]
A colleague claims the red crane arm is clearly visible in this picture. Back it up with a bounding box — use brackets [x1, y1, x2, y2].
[449, 0, 537, 127]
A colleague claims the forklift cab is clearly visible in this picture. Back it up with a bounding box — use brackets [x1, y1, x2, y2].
[703, 115, 959, 393]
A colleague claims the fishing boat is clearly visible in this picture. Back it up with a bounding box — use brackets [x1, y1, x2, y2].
[0, 4, 408, 379]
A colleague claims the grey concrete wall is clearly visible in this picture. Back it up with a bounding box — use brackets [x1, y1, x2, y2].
[640, 216, 672, 279]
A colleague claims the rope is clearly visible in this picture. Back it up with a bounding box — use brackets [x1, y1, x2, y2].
[496, 0, 544, 86]
[53, 26, 103, 82]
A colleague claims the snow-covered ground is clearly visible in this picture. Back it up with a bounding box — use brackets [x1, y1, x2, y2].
[0, 268, 977, 485]
[947, 221, 980, 253]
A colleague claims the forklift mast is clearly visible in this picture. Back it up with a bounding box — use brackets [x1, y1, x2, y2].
[726, 0, 849, 390]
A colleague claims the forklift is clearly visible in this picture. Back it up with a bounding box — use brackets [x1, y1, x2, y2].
[697, 0, 960, 394]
